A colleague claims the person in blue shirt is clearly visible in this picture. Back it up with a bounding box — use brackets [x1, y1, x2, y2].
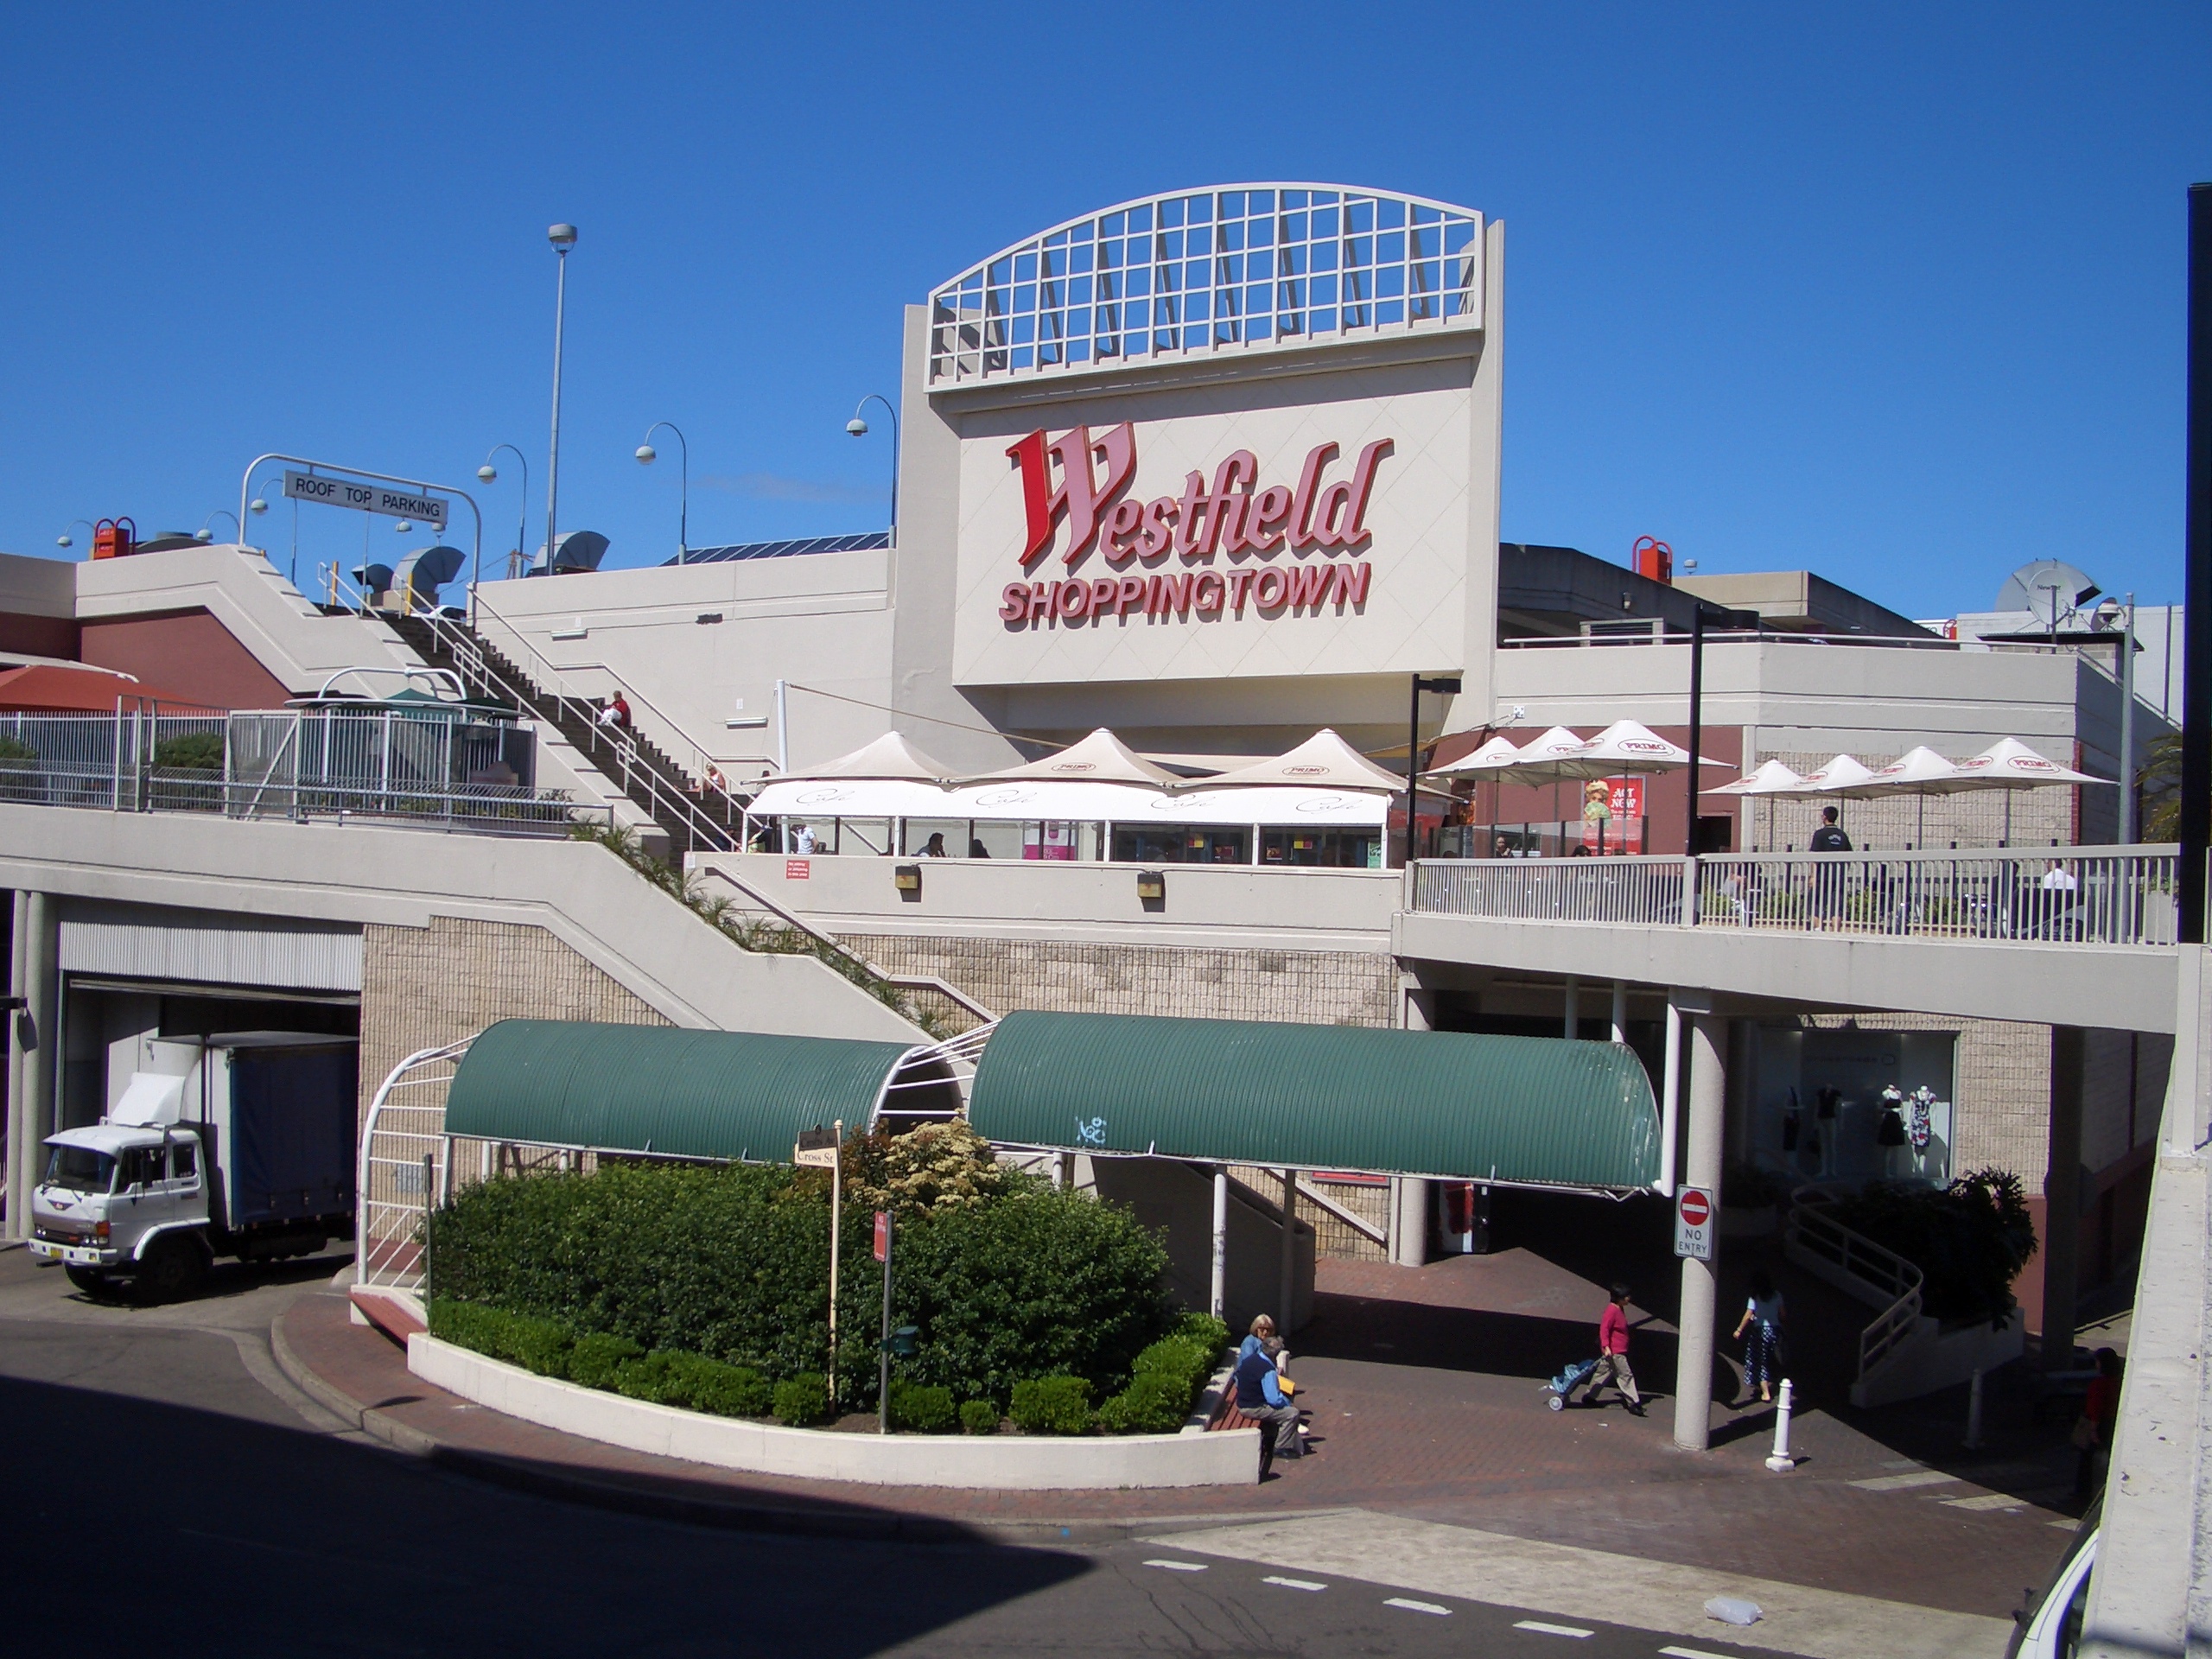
[1234, 1328, 1302, 1481]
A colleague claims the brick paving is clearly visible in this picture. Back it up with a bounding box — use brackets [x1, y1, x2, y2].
[283, 1244, 2084, 1621]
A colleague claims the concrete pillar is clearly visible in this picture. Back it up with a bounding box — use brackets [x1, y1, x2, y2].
[1673, 1010, 1727, 1452]
[1564, 976, 1580, 1039]
[9, 893, 56, 1243]
[2043, 1026, 2086, 1370]
[1610, 980, 1627, 1046]
[1726, 1020, 1758, 1168]
[1389, 1175, 1430, 1267]
[1278, 1167, 1297, 1332]
[1210, 1164, 1228, 1320]
[5, 891, 27, 1240]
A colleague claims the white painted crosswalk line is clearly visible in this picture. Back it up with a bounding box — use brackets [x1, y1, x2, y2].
[1848, 1470, 1958, 1491]
[1384, 1597, 1452, 1615]
[1262, 1575, 1326, 1591]
[1514, 1618, 1594, 1637]
[1942, 1493, 2024, 1511]
[1142, 1559, 1207, 1572]
[1660, 1648, 1743, 1659]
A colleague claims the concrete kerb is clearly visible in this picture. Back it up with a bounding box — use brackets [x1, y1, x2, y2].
[410, 1332, 1262, 1491]
[269, 1303, 1314, 1546]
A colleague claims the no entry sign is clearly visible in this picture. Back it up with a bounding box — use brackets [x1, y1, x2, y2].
[1674, 1185, 1716, 1262]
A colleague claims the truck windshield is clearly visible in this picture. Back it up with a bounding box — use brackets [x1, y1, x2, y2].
[44, 1146, 116, 1194]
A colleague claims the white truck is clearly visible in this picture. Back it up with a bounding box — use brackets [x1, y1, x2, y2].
[29, 1032, 359, 1300]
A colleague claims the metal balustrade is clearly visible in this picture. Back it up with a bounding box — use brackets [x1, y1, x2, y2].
[1411, 846, 2181, 949]
[1786, 1187, 1926, 1385]
[0, 709, 603, 837]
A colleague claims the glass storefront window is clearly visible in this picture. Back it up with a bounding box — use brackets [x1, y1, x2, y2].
[1260, 829, 1380, 868]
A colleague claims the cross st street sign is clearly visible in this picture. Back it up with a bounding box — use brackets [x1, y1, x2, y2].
[283, 468, 448, 531]
[793, 1128, 839, 1169]
[1674, 1185, 1716, 1262]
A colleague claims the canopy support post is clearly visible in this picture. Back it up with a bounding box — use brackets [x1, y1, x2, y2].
[1210, 1164, 1229, 1321]
[1279, 1167, 1297, 1334]
[1564, 976, 1580, 1039]
[1673, 1005, 1725, 1454]
[1658, 995, 1683, 1198]
[1610, 980, 1627, 1046]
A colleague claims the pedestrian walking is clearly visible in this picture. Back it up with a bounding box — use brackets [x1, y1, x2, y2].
[1573, 1283, 1644, 1415]
[2074, 1347, 2124, 1499]
[1810, 807, 1851, 928]
[1732, 1269, 1787, 1404]
[1233, 1320, 1303, 1480]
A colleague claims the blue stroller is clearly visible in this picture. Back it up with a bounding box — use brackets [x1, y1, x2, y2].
[1544, 1357, 1599, 1411]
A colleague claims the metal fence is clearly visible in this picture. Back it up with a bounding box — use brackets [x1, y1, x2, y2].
[0, 708, 601, 837]
[1411, 845, 2182, 947]
[1412, 855, 1691, 925]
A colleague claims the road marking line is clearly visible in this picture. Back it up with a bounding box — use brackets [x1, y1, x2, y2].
[1660, 1649, 1741, 1659]
[2048, 1518, 2084, 1532]
[1941, 1493, 2023, 1511]
[1849, 1471, 1958, 1491]
[1262, 1575, 1327, 1591]
[1384, 1597, 1452, 1615]
[1143, 1559, 1207, 1572]
[1514, 1618, 1594, 1637]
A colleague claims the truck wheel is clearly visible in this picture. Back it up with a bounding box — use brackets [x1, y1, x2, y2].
[138, 1235, 208, 1304]
[64, 1266, 118, 1297]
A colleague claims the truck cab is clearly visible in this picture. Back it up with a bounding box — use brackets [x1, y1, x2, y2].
[31, 1123, 210, 1298]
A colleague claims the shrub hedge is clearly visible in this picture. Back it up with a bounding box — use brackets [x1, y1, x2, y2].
[429, 1160, 1173, 1414]
[887, 1381, 957, 1434]
[773, 1374, 832, 1427]
[1009, 1376, 1092, 1435]
[959, 1399, 1000, 1436]
[1828, 1167, 2037, 1326]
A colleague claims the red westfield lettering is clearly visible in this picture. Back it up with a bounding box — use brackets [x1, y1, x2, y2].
[1007, 426, 1391, 571]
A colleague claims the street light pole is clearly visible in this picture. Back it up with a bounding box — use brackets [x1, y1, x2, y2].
[2183, 185, 2212, 945]
[846, 395, 900, 544]
[636, 422, 690, 563]
[1686, 604, 1707, 858]
[477, 444, 531, 596]
[544, 224, 579, 580]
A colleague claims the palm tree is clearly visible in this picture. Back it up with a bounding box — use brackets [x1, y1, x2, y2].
[2139, 731, 2183, 842]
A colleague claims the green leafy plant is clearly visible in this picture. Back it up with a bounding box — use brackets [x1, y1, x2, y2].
[1096, 1371, 1193, 1434]
[566, 1332, 645, 1390]
[773, 1374, 833, 1427]
[0, 734, 35, 764]
[153, 731, 226, 771]
[1009, 1376, 1092, 1436]
[1164, 1310, 1230, 1357]
[959, 1399, 1000, 1436]
[887, 1381, 957, 1433]
[1828, 1167, 2037, 1326]
[428, 1298, 574, 1376]
[842, 1118, 1018, 1215]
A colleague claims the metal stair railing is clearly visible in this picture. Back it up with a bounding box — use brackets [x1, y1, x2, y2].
[1786, 1185, 1926, 1384]
[385, 601, 738, 854]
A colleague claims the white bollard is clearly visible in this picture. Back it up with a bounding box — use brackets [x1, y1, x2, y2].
[1765, 1377, 1796, 1471]
[1963, 1367, 1985, 1451]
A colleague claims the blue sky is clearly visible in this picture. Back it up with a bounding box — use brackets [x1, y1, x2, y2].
[2, 4, 2206, 616]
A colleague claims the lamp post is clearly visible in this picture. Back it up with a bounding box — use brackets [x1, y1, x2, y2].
[477, 444, 531, 594]
[635, 422, 690, 563]
[1406, 674, 1462, 867]
[846, 394, 900, 544]
[54, 519, 96, 551]
[544, 223, 579, 584]
[196, 510, 240, 544]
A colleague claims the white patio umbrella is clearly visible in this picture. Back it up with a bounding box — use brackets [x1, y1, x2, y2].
[965, 728, 1180, 787]
[1705, 758, 1806, 850]
[1194, 728, 1407, 791]
[1424, 731, 1524, 779]
[1785, 754, 1880, 842]
[1929, 737, 2109, 845]
[1830, 745, 1965, 847]
[797, 729, 957, 782]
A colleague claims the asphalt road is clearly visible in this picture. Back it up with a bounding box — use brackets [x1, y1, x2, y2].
[0, 1244, 1779, 1658]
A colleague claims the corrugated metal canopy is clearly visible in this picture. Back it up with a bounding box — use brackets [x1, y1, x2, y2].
[966, 1012, 1660, 1190]
[444, 1020, 949, 1161]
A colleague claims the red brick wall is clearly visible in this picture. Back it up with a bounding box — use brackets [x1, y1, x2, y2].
[79, 610, 289, 710]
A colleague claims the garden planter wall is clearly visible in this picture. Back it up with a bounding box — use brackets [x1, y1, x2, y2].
[409, 1333, 1260, 1490]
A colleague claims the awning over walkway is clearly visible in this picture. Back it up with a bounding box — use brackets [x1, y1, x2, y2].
[444, 1020, 956, 1161]
[966, 1012, 1660, 1191]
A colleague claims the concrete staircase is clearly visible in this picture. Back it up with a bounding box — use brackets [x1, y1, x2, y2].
[385, 612, 741, 856]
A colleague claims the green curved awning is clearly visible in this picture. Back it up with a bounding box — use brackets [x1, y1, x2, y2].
[966, 1011, 1660, 1190]
[444, 1020, 940, 1161]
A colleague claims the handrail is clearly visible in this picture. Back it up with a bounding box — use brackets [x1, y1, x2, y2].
[693, 864, 997, 1024]
[1786, 1186, 1925, 1383]
[357, 1038, 470, 1293]
[397, 602, 740, 854]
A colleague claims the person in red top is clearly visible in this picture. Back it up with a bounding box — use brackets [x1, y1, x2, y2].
[2075, 1347, 2124, 1498]
[1575, 1283, 1644, 1416]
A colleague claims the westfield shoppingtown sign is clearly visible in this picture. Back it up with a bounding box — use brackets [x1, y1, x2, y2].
[996, 424, 1389, 628]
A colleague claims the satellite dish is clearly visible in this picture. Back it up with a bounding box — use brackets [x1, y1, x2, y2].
[1994, 559, 2100, 630]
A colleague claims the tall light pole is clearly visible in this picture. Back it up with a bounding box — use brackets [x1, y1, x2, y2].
[54, 519, 96, 551]
[544, 223, 579, 579]
[478, 443, 531, 596]
[636, 422, 690, 563]
[195, 510, 240, 544]
[846, 394, 900, 544]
